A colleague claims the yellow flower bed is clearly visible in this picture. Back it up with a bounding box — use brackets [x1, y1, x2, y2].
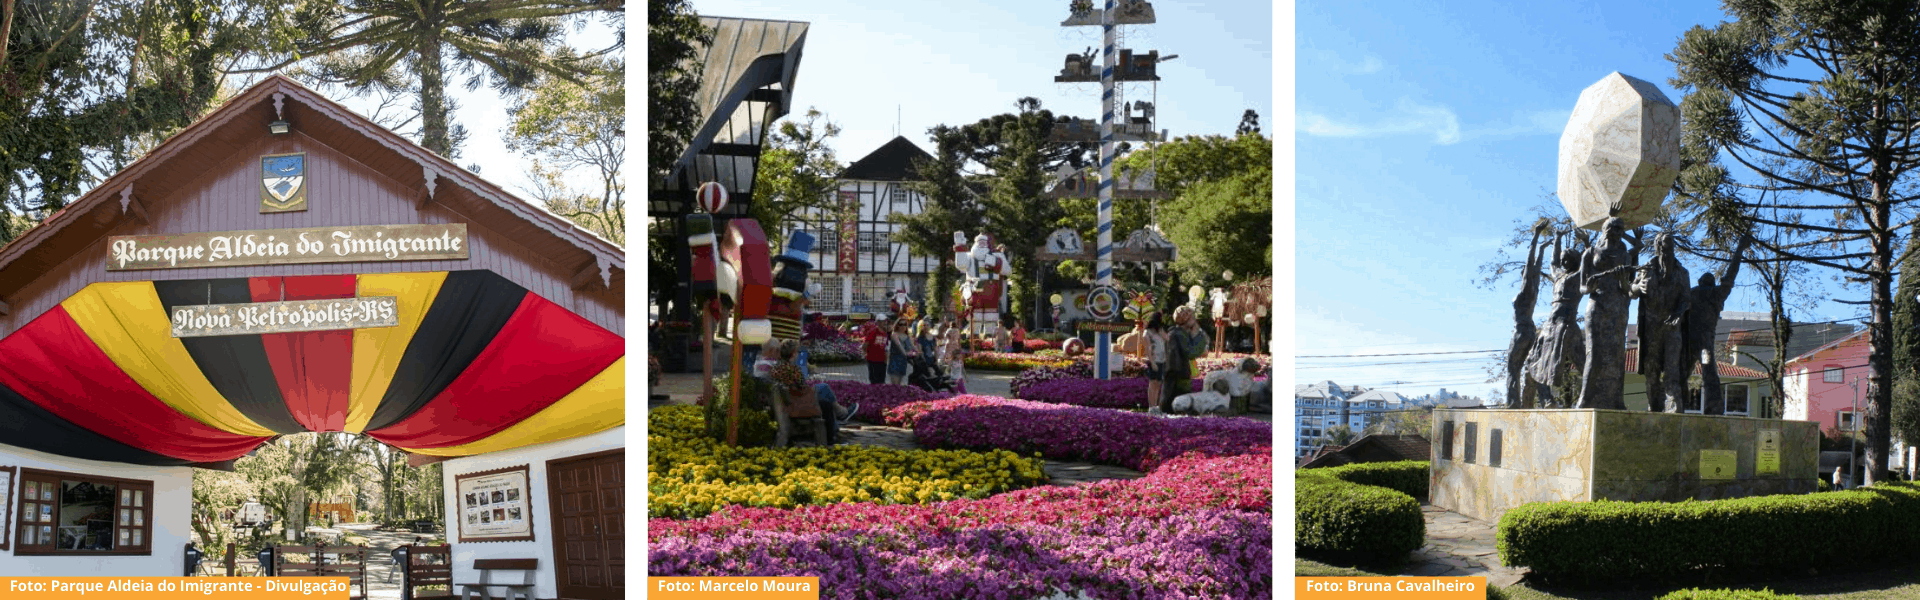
[649, 406, 1048, 519]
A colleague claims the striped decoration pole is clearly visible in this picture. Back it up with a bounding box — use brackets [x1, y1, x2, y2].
[1094, 0, 1117, 380]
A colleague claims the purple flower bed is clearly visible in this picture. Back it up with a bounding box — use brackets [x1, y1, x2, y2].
[823, 380, 953, 422]
[1017, 377, 1152, 409]
[908, 399, 1271, 471]
[803, 319, 847, 341]
[803, 337, 862, 363]
[650, 509, 1273, 600]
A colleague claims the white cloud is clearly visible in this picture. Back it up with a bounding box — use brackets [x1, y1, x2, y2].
[1306, 49, 1385, 75]
[1299, 98, 1462, 144]
[1298, 104, 1571, 146]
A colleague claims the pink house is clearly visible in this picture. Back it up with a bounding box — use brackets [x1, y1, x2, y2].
[1782, 330, 1870, 435]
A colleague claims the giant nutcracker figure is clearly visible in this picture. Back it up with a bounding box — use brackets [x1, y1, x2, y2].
[768, 230, 817, 342]
[953, 232, 1012, 336]
[689, 182, 775, 446]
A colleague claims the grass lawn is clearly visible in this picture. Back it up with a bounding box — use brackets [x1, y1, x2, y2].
[1296, 558, 1920, 600]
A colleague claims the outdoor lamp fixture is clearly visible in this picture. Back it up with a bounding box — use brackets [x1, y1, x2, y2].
[269, 120, 291, 135]
[1222, 269, 1235, 282]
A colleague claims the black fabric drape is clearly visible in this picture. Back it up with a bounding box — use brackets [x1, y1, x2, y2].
[154, 278, 306, 434]
[0, 381, 195, 465]
[362, 270, 528, 431]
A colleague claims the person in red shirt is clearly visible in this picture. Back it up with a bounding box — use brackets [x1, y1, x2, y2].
[863, 317, 891, 384]
[1010, 320, 1028, 353]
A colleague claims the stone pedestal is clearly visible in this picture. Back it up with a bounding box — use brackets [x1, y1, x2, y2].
[1429, 409, 1819, 523]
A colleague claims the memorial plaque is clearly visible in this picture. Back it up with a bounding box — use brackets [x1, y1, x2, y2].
[1756, 429, 1781, 475]
[1700, 449, 1737, 480]
[108, 224, 467, 271]
[171, 297, 399, 337]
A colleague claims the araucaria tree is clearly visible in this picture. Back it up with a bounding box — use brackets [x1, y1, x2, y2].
[1668, 2, 1920, 484]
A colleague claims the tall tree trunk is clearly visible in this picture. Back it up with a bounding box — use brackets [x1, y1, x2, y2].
[418, 33, 450, 156]
[1867, 175, 1893, 485]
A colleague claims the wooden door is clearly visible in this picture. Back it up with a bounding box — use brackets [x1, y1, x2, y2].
[548, 449, 623, 600]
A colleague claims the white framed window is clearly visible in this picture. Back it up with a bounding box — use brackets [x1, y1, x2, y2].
[1839, 410, 1858, 432]
[858, 231, 890, 256]
[1725, 384, 1750, 416]
[1825, 366, 1844, 383]
[1682, 387, 1704, 414]
[890, 185, 912, 207]
[813, 226, 839, 251]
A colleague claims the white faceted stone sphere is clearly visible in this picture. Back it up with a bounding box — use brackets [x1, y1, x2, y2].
[1557, 72, 1681, 230]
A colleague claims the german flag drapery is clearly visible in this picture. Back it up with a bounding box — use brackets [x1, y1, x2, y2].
[0, 270, 623, 465]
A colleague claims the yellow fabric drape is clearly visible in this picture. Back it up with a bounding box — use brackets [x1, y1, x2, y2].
[346, 271, 448, 433]
[60, 282, 275, 436]
[404, 356, 625, 456]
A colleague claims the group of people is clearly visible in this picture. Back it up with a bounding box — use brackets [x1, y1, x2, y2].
[752, 338, 859, 445]
[1117, 306, 1214, 414]
[861, 315, 977, 392]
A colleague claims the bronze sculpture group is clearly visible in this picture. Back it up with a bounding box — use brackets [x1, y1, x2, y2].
[1506, 214, 1751, 413]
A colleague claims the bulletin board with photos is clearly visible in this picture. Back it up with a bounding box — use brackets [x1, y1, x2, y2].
[455, 465, 534, 542]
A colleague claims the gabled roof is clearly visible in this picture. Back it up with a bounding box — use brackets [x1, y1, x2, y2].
[1346, 389, 1409, 404]
[1787, 328, 1870, 366]
[0, 75, 623, 299]
[840, 136, 934, 181]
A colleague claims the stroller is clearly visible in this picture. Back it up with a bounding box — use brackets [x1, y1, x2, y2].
[907, 354, 956, 393]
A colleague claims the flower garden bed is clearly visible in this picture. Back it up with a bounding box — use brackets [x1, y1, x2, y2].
[650, 391, 1274, 599]
[649, 405, 1045, 519]
[964, 351, 1075, 371]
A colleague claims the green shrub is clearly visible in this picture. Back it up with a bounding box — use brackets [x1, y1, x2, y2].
[1313, 460, 1429, 500]
[700, 374, 777, 447]
[1497, 482, 1920, 582]
[1295, 471, 1424, 563]
[1656, 589, 1799, 600]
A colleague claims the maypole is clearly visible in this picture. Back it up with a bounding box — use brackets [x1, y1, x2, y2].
[1093, 0, 1118, 380]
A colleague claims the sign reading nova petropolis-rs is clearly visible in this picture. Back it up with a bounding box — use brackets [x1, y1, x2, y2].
[171, 296, 399, 337]
[107, 223, 468, 270]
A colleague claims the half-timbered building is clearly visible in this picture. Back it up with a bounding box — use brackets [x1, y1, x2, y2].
[790, 136, 945, 314]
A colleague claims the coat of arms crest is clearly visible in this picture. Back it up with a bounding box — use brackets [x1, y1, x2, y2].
[261, 153, 307, 212]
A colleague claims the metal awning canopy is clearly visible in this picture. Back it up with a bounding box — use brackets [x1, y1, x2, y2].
[649, 17, 810, 218]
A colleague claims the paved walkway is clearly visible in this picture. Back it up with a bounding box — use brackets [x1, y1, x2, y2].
[1400, 504, 1526, 587]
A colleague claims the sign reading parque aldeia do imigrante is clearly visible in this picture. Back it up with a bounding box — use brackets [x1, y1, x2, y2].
[107, 224, 468, 271]
[170, 297, 399, 338]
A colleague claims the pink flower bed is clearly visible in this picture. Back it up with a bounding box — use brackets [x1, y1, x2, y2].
[649, 509, 1272, 600]
[1017, 377, 1152, 409]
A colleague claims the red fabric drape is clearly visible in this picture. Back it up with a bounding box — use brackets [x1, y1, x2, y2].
[366, 293, 623, 448]
[0, 307, 268, 461]
[251, 275, 356, 432]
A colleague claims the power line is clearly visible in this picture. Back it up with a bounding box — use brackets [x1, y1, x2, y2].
[1296, 349, 1502, 358]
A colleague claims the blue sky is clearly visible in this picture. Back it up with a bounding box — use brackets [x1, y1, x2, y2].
[690, 0, 1272, 163]
[1294, 1, 1867, 402]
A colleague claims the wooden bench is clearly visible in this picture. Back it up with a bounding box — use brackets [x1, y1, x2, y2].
[770, 383, 830, 447]
[271, 544, 367, 598]
[457, 558, 536, 600]
[403, 544, 452, 600]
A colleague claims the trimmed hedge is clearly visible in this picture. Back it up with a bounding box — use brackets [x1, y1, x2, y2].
[1656, 589, 1798, 600]
[1295, 470, 1424, 563]
[1315, 460, 1429, 500]
[1497, 482, 1920, 582]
